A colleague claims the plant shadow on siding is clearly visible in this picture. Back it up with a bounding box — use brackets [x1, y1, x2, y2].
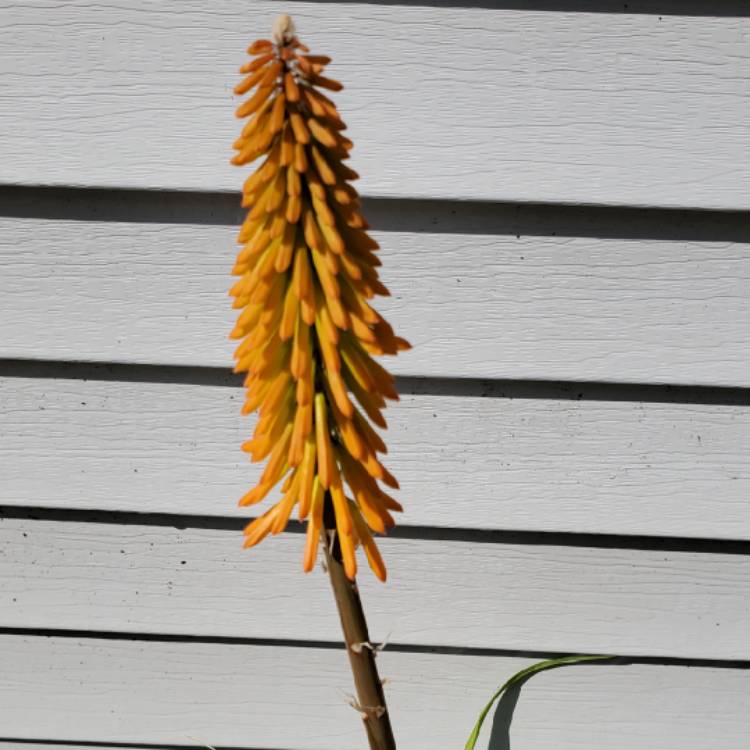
[486, 678, 527, 750]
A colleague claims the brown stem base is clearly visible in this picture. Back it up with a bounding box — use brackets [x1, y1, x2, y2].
[323, 525, 396, 750]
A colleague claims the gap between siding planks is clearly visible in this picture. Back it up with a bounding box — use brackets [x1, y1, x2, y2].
[4, 358, 750, 406]
[1, 4, 750, 209]
[2, 375, 750, 539]
[0, 745, 267, 750]
[0, 635, 748, 750]
[6, 507, 750, 557]
[3, 626, 750, 669]
[2, 517, 750, 660]
[0, 744, 283, 750]
[2, 216, 750, 385]
[283, 0, 750, 17]
[4, 186, 750, 244]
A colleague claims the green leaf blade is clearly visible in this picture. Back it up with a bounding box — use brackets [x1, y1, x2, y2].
[464, 654, 614, 750]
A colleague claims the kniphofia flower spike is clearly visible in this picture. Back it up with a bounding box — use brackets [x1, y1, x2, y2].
[230, 15, 410, 581]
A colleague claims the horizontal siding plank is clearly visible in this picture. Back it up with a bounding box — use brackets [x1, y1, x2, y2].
[1, 4, 749, 209]
[2, 218, 750, 385]
[3, 376, 750, 539]
[2, 518, 750, 659]
[0, 635, 748, 750]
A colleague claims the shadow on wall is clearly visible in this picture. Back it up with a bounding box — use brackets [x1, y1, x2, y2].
[486, 678, 528, 750]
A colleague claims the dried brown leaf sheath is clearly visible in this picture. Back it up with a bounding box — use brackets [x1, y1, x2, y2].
[230, 21, 410, 581]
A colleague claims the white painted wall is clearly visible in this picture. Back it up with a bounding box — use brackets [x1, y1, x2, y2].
[1, 2, 749, 748]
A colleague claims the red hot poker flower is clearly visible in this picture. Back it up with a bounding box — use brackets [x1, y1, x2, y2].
[230, 15, 410, 581]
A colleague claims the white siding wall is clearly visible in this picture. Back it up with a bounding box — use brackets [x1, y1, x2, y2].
[1, 2, 749, 749]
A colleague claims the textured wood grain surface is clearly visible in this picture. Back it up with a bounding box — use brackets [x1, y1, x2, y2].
[3, 517, 750, 659]
[1, 635, 748, 750]
[1, 2, 749, 208]
[2, 217, 749, 384]
[2, 2, 749, 744]
[3, 375, 750, 538]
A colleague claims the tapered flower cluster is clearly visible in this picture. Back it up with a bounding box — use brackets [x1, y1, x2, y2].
[230, 17, 410, 581]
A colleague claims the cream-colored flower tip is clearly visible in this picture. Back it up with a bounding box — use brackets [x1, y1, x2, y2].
[272, 14, 296, 45]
